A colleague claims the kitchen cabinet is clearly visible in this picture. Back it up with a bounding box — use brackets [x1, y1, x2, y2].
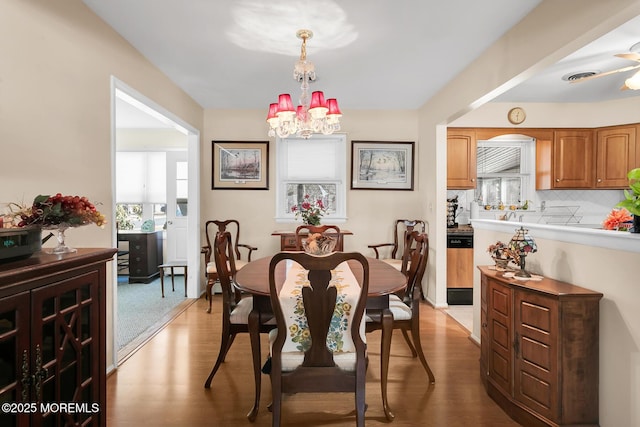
[479, 266, 602, 427]
[551, 129, 594, 188]
[595, 124, 638, 188]
[117, 231, 163, 283]
[447, 129, 477, 189]
[0, 248, 115, 427]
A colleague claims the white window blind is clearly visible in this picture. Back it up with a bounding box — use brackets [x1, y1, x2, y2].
[284, 140, 338, 179]
[116, 151, 166, 203]
[275, 135, 347, 222]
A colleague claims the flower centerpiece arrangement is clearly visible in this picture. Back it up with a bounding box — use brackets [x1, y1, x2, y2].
[487, 241, 517, 268]
[7, 193, 106, 254]
[291, 194, 327, 226]
[302, 233, 337, 256]
[602, 208, 633, 231]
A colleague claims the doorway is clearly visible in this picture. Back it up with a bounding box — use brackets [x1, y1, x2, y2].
[111, 78, 201, 364]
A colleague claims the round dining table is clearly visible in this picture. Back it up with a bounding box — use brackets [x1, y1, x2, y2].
[234, 255, 407, 422]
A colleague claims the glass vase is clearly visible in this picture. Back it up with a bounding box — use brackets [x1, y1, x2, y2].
[45, 225, 78, 254]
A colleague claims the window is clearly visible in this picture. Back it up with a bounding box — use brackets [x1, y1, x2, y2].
[476, 137, 535, 206]
[275, 135, 347, 222]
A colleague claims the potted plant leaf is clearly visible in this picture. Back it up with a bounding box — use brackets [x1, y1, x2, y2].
[616, 167, 640, 233]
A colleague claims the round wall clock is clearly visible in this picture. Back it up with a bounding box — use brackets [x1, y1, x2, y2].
[507, 107, 526, 125]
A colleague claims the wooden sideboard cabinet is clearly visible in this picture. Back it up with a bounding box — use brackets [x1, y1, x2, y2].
[117, 231, 163, 283]
[0, 248, 116, 427]
[478, 266, 602, 427]
[272, 230, 353, 251]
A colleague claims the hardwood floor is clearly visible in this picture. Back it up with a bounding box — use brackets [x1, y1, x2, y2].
[107, 297, 520, 426]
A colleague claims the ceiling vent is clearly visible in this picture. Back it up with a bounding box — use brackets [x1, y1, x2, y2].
[562, 71, 599, 82]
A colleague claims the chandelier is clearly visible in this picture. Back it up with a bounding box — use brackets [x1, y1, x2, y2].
[266, 29, 342, 139]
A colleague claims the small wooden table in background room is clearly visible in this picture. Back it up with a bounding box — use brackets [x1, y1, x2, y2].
[158, 261, 187, 297]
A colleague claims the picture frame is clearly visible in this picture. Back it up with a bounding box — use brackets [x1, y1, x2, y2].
[212, 141, 269, 190]
[351, 141, 415, 190]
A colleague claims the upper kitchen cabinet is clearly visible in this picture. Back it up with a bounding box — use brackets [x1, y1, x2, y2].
[537, 130, 594, 189]
[447, 129, 477, 189]
[595, 125, 638, 188]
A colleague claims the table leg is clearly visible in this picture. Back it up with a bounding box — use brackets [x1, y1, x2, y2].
[170, 267, 176, 292]
[381, 308, 395, 421]
[247, 308, 261, 422]
[184, 266, 188, 297]
[159, 268, 165, 297]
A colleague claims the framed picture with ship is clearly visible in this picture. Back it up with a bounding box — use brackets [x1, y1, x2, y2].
[212, 141, 269, 190]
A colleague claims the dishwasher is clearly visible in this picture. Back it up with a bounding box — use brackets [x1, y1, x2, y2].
[446, 232, 473, 305]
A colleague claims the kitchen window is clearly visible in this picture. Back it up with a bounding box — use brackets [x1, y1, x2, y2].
[476, 137, 535, 206]
[275, 135, 347, 222]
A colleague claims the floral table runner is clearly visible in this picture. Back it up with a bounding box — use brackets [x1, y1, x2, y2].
[280, 260, 365, 353]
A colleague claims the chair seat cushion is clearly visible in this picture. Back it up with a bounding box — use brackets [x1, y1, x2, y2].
[382, 258, 403, 271]
[230, 297, 276, 325]
[206, 259, 248, 274]
[268, 329, 357, 372]
[365, 294, 411, 322]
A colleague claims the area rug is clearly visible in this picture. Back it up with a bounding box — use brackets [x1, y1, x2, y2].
[117, 275, 196, 359]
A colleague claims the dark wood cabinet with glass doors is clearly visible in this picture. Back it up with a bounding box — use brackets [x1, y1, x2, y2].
[0, 248, 115, 427]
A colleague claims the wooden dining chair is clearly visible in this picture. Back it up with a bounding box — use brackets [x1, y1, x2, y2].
[202, 219, 257, 313]
[366, 231, 435, 384]
[267, 251, 369, 427]
[294, 224, 344, 251]
[368, 219, 426, 271]
[203, 231, 275, 388]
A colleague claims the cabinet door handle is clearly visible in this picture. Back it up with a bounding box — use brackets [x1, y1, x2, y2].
[597, 178, 602, 183]
[21, 350, 31, 402]
[32, 344, 48, 401]
[513, 332, 520, 358]
[555, 178, 560, 182]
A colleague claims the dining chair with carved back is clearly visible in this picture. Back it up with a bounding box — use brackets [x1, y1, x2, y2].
[365, 230, 435, 384]
[267, 251, 369, 427]
[203, 231, 275, 388]
[202, 219, 257, 313]
[368, 219, 426, 271]
[294, 224, 344, 251]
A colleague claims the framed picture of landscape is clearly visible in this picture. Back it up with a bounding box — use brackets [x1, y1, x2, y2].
[351, 141, 414, 190]
[212, 141, 269, 190]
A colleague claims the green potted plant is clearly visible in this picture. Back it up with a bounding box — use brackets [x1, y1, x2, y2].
[616, 167, 640, 233]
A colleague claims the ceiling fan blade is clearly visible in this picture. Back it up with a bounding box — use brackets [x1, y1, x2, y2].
[615, 52, 640, 62]
[571, 64, 640, 83]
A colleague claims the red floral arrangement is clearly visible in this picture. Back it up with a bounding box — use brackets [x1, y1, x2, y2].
[291, 194, 326, 226]
[602, 208, 632, 231]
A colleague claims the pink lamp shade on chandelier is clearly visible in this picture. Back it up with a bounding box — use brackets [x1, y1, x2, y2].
[277, 94, 295, 115]
[326, 98, 342, 117]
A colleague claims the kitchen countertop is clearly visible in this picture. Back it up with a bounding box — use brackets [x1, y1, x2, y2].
[471, 219, 640, 254]
[446, 225, 473, 235]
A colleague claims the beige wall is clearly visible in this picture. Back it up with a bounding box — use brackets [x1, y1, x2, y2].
[0, 0, 203, 370]
[201, 109, 422, 259]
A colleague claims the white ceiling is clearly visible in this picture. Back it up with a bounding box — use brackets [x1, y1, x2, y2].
[88, 1, 640, 127]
